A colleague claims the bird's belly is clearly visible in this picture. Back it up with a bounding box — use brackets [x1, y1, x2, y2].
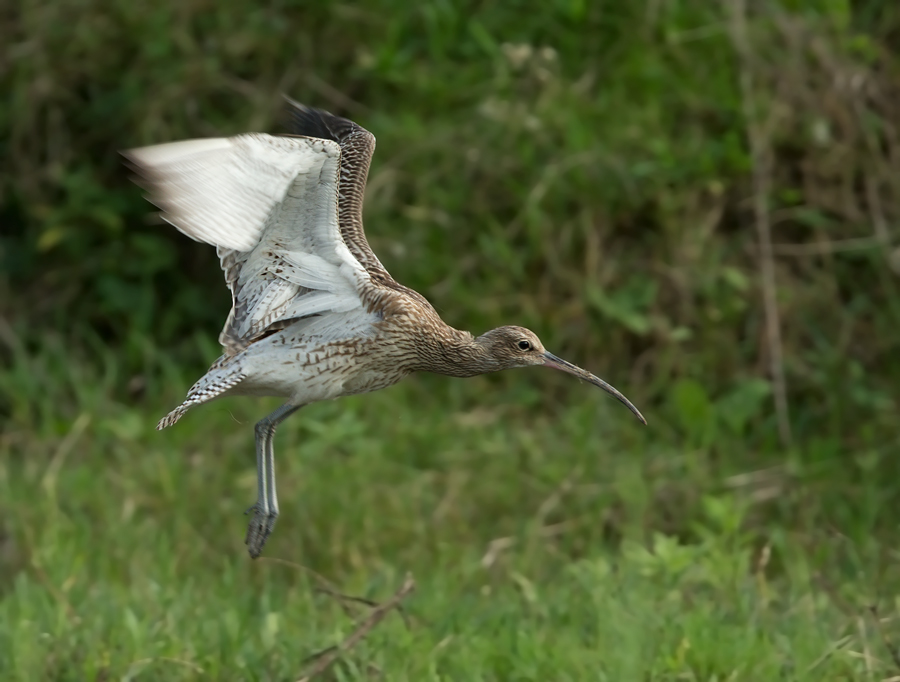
[235, 352, 350, 403]
[340, 368, 406, 397]
[233, 342, 403, 403]
[228, 311, 413, 403]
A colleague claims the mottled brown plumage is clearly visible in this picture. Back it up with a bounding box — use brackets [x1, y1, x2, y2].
[124, 99, 646, 558]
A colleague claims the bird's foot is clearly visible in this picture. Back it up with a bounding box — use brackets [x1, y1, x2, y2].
[244, 503, 278, 559]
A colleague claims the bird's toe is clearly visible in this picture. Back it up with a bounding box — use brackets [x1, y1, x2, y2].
[244, 506, 278, 558]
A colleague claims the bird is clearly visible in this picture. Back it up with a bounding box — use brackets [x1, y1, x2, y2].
[123, 97, 647, 559]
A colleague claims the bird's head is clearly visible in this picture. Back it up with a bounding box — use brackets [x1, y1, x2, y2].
[476, 326, 547, 368]
[476, 325, 647, 424]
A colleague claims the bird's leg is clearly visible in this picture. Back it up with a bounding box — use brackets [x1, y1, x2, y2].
[245, 403, 302, 558]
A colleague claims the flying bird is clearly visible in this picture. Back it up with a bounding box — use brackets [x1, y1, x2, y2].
[123, 98, 646, 558]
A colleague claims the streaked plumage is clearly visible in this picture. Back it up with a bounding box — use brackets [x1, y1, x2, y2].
[124, 98, 646, 558]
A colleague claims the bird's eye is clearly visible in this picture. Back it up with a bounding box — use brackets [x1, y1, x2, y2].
[517, 340, 531, 351]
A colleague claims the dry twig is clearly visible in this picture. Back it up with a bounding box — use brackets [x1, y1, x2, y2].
[770, 237, 884, 257]
[296, 573, 416, 682]
[868, 604, 900, 672]
[260, 557, 412, 625]
[728, 0, 793, 446]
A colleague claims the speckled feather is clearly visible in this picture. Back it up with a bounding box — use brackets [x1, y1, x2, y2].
[281, 98, 435, 311]
[282, 97, 387, 279]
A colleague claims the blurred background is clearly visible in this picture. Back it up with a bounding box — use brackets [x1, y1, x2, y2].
[2, 1, 900, 679]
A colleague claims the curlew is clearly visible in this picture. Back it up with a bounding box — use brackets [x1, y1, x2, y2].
[124, 98, 646, 558]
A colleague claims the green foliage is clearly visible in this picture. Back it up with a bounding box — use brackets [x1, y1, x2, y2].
[2, 0, 898, 444]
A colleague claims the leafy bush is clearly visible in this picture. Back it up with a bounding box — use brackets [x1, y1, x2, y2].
[2, 0, 898, 444]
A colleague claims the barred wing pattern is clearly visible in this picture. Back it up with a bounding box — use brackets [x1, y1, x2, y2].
[283, 98, 392, 280]
[124, 133, 369, 355]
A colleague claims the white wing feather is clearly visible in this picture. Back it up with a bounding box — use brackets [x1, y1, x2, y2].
[124, 133, 338, 252]
[124, 133, 370, 352]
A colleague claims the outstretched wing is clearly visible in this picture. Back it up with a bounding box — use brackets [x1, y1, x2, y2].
[124, 133, 370, 355]
[282, 98, 392, 281]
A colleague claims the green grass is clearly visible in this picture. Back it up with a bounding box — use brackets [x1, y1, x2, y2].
[3, 0, 900, 679]
[1, 337, 898, 680]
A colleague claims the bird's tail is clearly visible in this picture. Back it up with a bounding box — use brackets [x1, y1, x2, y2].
[157, 404, 190, 430]
[157, 358, 246, 430]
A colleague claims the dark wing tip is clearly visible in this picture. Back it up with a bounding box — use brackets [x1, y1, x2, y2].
[280, 95, 368, 144]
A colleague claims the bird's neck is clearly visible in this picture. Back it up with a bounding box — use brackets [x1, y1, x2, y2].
[415, 327, 500, 378]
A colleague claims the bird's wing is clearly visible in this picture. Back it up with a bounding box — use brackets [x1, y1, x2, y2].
[282, 98, 393, 281]
[124, 133, 370, 355]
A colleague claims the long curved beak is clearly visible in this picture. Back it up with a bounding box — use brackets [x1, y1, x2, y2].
[542, 352, 647, 425]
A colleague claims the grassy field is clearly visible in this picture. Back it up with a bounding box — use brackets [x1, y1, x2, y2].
[1, 338, 899, 680]
[3, 0, 900, 679]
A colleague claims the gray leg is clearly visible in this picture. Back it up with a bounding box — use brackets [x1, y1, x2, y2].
[245, 403, 302, 558]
